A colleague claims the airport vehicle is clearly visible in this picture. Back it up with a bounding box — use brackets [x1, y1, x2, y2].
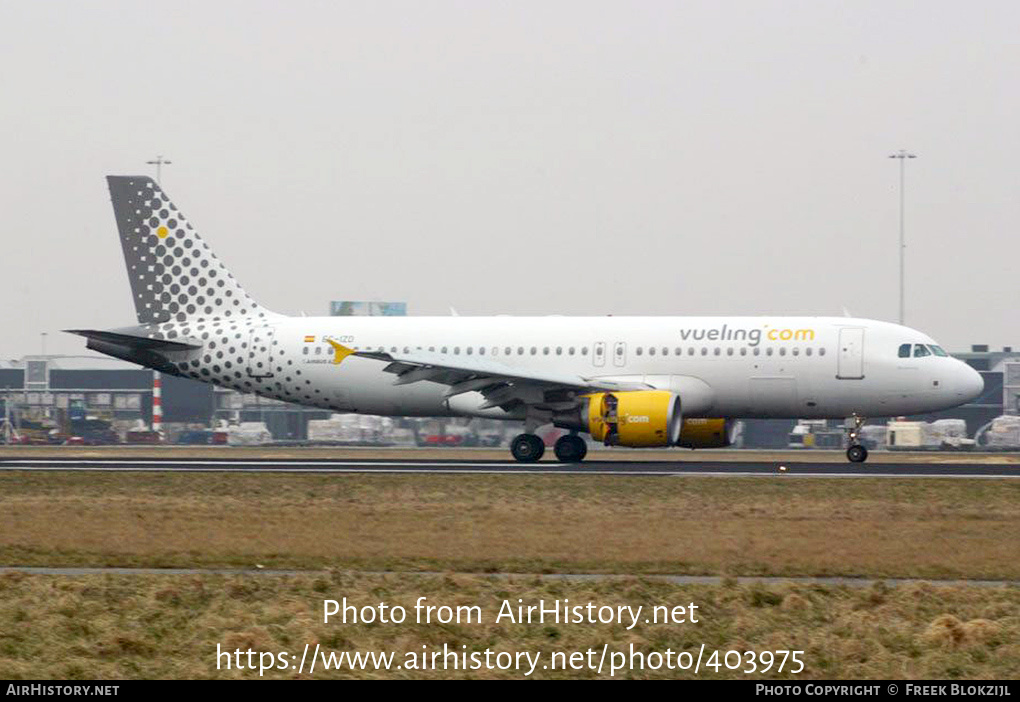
[68, 177, 984, 463]
[788, 420, 844, 449]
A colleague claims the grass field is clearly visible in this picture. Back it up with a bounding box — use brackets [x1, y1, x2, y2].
[2, 470, 1019, 679]
[1, 472, 1019, 578]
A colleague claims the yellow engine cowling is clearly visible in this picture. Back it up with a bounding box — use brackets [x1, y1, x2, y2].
[586, 391, 682, 447]
[677, 418, 737, 448]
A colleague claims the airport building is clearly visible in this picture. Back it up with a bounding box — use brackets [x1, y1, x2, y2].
[0, 301, 408, 443]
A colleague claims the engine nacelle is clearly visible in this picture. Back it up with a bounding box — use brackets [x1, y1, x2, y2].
[553, 390, 682, 447]
[677, 418, 737, 448]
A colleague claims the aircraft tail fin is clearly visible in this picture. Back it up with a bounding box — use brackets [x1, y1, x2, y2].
[106, 176, 270, 326]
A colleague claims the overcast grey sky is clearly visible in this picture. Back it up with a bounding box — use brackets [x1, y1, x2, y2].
[1, 0, 1016, 360]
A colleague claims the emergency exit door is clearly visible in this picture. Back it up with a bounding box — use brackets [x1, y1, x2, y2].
[613, 341, 627, 367]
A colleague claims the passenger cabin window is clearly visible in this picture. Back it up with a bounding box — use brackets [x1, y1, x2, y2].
[914, 344, 931, 358]
[898, 343, 911, 358]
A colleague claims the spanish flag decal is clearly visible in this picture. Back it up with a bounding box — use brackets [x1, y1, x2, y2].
[303, 335, 315, 343]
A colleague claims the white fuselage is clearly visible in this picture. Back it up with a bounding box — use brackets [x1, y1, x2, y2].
[229, 315, 983, 421]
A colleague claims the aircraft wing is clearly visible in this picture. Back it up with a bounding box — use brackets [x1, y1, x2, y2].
[329, 341, 649, 411]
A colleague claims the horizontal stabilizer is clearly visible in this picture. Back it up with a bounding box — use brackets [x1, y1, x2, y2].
[64, 329, 200, 352]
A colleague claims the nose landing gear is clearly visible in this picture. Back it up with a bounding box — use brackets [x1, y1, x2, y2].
[844, 415, 869, 463]
[846, 444, 869, 463]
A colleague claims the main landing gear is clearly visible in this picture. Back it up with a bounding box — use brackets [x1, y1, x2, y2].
[510, 433, 545, 463]
[554, 434, 587, 463]
[844, 415, 869, 463]
[510, 433, 588, 463]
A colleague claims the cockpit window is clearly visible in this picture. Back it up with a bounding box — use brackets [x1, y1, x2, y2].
[929, 345, 949, 357]
[913, 344, 931, 358]
[898, 343, 911, 358]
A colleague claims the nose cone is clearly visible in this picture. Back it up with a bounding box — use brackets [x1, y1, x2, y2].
[957, 364, 984, 403]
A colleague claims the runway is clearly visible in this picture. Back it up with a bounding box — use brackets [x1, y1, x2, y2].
[1, 456, 1019, 478]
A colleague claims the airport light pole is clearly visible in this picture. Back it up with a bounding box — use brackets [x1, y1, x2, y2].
[146, 155, 172, 184]
[889, 150, 917, 326]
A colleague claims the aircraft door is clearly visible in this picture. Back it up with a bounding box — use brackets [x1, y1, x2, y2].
[246, 326, 275, 378]
[837, 327, 865, 380]
[613, 341, 627, 368]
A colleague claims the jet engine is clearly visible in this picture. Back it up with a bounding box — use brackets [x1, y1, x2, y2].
[553, 390, 682, 447]
[676, 418, 738, 448]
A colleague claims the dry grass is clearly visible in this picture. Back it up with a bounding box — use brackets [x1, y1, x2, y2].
[0, 572, 1017, 679]
[2, 472, 1018, 679]
[0, 472, 1019, 579]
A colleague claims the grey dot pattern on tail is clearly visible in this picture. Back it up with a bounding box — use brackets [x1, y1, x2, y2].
[106, 177, 341, 409]
[107, 176, 266, 326]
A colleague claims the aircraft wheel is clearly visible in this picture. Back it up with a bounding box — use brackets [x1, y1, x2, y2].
[511, 434, 545, 463]
[846, 444, 869, 463]
[554, 435, 588, 463]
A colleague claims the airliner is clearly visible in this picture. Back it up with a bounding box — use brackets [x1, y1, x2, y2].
[68, 176, 984, 463]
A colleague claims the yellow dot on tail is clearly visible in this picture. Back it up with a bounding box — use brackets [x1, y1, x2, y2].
[157, 226, 169, 239]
